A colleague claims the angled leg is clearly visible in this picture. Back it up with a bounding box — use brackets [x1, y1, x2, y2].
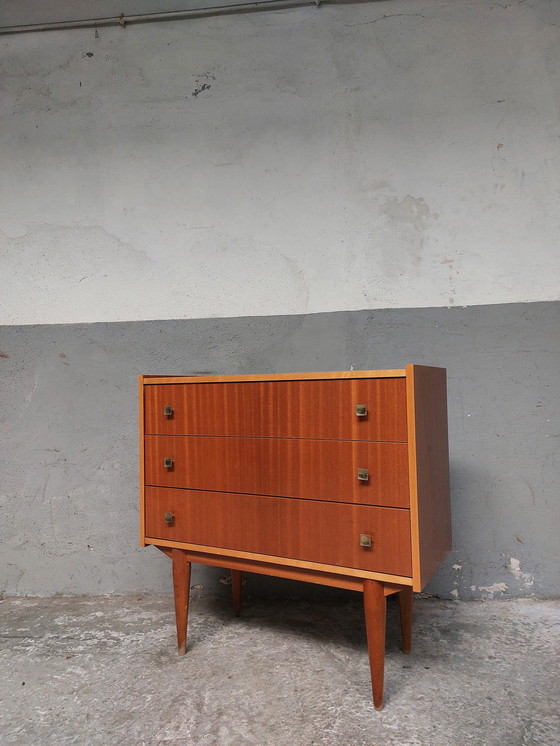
[172, 548, 191, 655]
[231, 570, 242, 617]
[363, 579, 387, 711]
[398, 586, 413, 654]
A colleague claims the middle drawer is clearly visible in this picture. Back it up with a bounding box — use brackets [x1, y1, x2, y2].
[144, 435, 410, 508]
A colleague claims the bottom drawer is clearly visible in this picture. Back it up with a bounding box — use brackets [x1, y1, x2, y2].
[145, 487, 412, 577]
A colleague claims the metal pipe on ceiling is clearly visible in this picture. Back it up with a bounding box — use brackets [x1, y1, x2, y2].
[0, 0, 322, 35]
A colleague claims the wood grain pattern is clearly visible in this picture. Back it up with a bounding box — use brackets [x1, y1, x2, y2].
[144, 436, 410, 508]
[363, 580, 386, 710]
[144, 378, 408, 442]
[405, 364, 452, 591]
[144, 538, 413, 586]
[145, 487, 412, 576]
[398, 586, 413, 654]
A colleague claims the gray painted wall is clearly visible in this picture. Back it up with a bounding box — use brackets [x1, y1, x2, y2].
[1, 300, 558, 599]
[3, 0, 560, 324]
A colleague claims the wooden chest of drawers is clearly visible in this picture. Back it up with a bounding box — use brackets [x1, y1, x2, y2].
[139, 365, 451, 709]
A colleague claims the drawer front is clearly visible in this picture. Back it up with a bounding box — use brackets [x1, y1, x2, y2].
[144, 378, 407, 442]
[144, 435, 410, 508]
[145, 487, 412, 576]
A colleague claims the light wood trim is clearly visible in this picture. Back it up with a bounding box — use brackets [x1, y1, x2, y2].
[138, 375, 147, 547]
[142, 369, 406, 385]
[406, 365, 421, 588]
[184, 550, 365, 591]
[406, 364, 451, 591]
[144, 537, 413, 586]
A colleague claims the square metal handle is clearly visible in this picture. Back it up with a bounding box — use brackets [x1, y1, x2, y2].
[355, 404, 367, 417]
[163, 405, 173, 416]
[359, 533, 372, 548]
[357, 468, 369, 481]
[163, 457, 174, 469]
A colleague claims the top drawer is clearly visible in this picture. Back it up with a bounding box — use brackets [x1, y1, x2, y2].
[144, 377, 407, 442]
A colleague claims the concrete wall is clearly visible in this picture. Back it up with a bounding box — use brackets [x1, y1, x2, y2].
[1, 303, 559, 600]
[1, 0, 559, 598]
[2, 0, 560, 324]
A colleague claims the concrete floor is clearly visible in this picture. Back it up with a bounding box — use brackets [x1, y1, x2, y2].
[1, 593, 559, 746]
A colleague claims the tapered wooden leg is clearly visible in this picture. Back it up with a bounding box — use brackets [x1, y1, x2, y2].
[363, 580, 387, 711]
[231, 570, 242, 617]
[172, 549, 191, 656]
[398, 586, 413, 654]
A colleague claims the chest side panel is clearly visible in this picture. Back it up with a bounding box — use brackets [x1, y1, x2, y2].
[406, 365, 451, 591]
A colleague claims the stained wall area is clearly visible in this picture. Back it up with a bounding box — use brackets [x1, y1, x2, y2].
[2, 0, 560, 323]
[1, 0, 559, 598]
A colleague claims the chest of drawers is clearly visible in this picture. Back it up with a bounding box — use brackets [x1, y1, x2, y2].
[139, 365, 451, 710]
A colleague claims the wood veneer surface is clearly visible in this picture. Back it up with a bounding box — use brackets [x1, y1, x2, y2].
[144, 435, 410, 508]
[144, 378, 408, 442]
[145, 487, 412, 576]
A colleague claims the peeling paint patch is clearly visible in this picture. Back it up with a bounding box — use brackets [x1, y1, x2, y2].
[450, 588, 459, 598]
[191, 70, 217, 98]
[452, 563, 462, 571]
[192, 82, 211, 97]
[507, 558, 534, 588]
[478, 582, 508, 597]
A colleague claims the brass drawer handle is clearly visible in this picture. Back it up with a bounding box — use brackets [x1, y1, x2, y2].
[355, 404, 367, 417]
[359, 533, 372, 548]
[357, 468, 369, 481]
[163, 405, 173, 416]
[163, 457, 174, 469]
[164, 512, 174, 525]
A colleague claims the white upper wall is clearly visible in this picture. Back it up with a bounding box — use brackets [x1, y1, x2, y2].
[2, 0, 560, 324]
